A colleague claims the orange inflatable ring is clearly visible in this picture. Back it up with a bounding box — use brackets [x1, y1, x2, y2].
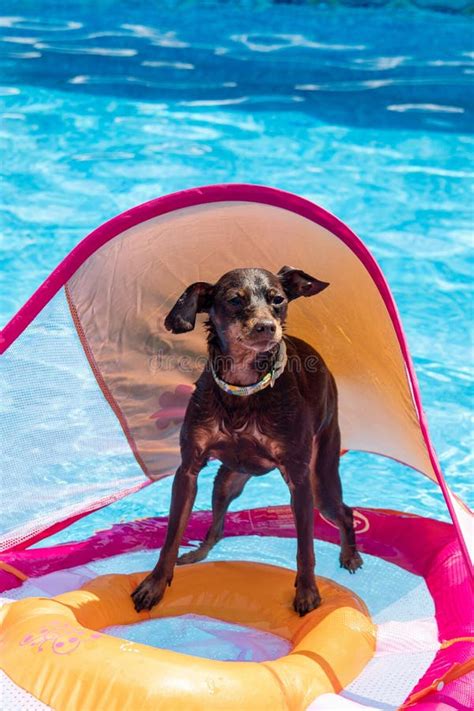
[0, 562, 375, 710]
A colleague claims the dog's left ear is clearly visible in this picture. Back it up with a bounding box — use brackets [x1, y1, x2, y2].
[277, 266, 329, 302]
[164, 282, 214, 333]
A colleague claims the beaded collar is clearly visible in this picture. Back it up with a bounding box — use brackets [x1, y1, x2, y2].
[210, 340, 287, 397]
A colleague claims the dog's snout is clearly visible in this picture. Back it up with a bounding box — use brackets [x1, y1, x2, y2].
[253, 320, 276, 336]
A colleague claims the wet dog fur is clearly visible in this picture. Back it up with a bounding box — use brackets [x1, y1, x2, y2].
[132, 266, 362, 616]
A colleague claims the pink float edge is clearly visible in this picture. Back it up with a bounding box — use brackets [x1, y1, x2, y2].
[0, 506, 472, 708]
[0, 183, 471, 576]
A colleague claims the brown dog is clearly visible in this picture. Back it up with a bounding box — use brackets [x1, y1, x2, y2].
[132, 267, 362, 616]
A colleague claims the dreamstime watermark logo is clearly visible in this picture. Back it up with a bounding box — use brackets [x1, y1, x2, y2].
[148, 352, 207, 375]
[147, 351, 322, 375]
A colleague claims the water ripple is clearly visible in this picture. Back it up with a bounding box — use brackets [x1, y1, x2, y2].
[0, 86, 20, 95]
[179, 96, 249, 107]
[2, 35, 39, 44]
[6, 50, 41, 59]
[0, 16, 82, 31]
[121, 23, 189, 48]
[142, 60, 194, 70]
[353, 55, 410, 69]
[34, 42, 138, 57]
[387, 103, 465, 113]
[231, 33, 366, 52]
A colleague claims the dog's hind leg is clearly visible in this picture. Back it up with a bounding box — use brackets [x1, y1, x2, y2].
[177, 466, 251, 565]
[314, 425, 363, 574]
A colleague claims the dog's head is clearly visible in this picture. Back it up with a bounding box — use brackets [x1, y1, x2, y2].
[164, 267, 329, 354]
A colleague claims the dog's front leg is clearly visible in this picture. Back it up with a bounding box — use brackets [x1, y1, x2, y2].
[284, 469, 322, 616]
[132, 462, 200, 612]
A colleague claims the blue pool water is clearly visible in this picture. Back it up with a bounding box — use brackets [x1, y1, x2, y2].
[0, 1, 472, 544]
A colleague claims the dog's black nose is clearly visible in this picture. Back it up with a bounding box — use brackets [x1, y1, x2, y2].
[253, 320, 276, 336]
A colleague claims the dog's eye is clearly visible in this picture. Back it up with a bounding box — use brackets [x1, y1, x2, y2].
[272, 295, 285, 306]
[228, 296, 243, 307]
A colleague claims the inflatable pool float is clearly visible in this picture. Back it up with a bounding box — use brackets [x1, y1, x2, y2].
[0, 562, 375, 710]
[0, 185, 472, 709]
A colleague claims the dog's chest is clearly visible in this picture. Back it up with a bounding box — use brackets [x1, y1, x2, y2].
[208, 419, 282, 475]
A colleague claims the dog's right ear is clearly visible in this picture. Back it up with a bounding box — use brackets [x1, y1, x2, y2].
[164, 282, 214, 334]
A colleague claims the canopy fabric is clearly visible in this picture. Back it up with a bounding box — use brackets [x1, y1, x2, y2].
[66, 200, 431, 479]
[0, 185, 471, 571]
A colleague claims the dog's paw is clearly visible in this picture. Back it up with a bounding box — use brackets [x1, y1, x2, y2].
[293, 583, 322, 617]
[177, 546, 210, 566]
[176, 550, 198, 566]
[340, 550, 363, 574]
[131, 573, 169, 612]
